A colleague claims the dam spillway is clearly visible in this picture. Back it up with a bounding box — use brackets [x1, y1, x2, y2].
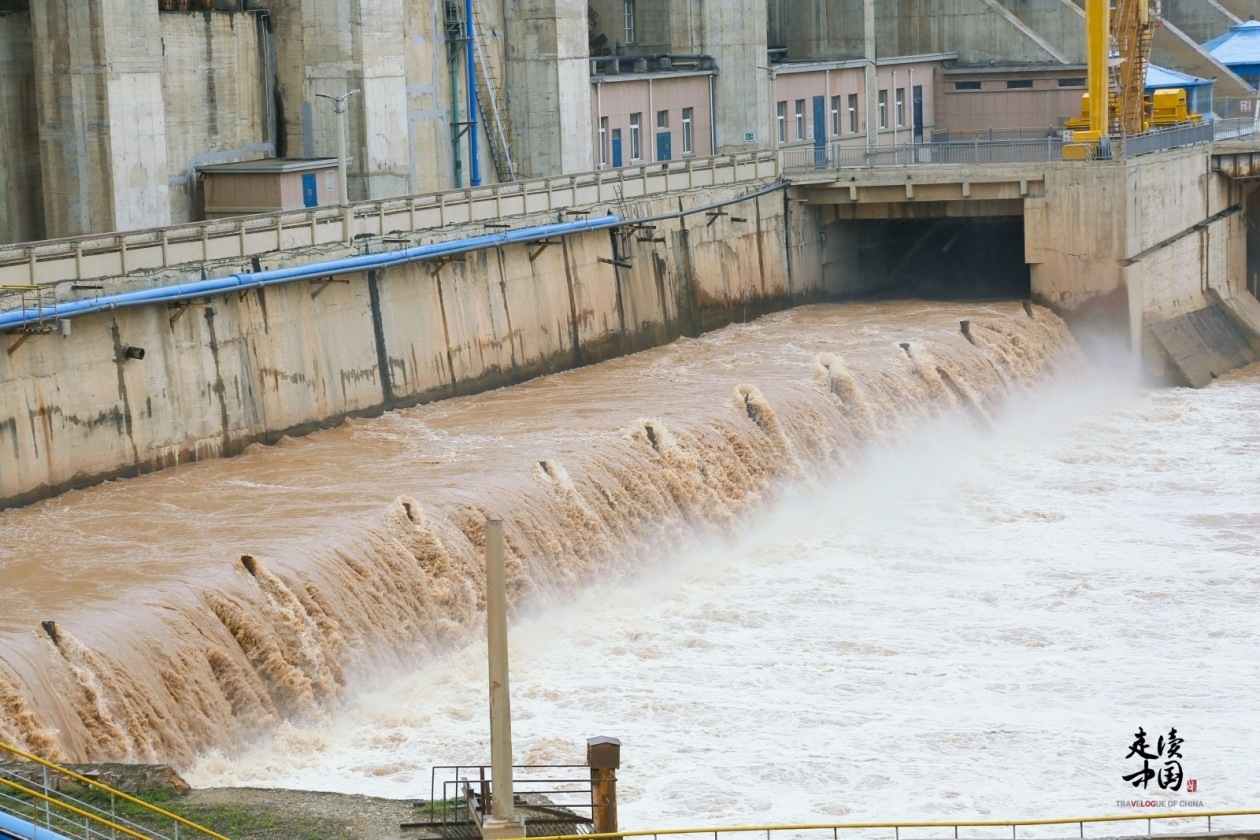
[1, 301, 1076, 761]
[1, 299, 1257, 827]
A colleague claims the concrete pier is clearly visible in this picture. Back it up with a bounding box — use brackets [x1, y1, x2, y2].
[31, 0, 171, 238]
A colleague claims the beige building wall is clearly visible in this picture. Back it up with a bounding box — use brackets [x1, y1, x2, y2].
[935, 67, 1086, 133]
[772, 59, 939, 148]
[591, 73, 714, 166]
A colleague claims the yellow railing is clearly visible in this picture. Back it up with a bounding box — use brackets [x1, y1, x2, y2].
[530, 811, 1260, 840]
[0, 773, 149, 840]
[0, 740, 229, 840]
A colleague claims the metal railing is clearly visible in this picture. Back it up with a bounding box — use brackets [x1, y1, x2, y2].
[0, 151, 777, 289]
[785, 118, 1255, 173]
[931, 128, 1059, 143]
[781, 137, 1067, 171]
[0, 741, 228, 840]
[1211, 117, 1257, 142]
[1126, 122, 1216, 156]
[422, 763, 602, 836]
[529, 810, 1260, 840]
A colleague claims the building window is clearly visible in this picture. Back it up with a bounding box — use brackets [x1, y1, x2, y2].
[830, 95, 840, 137]
[848, 93, 858, 133]
[776, 100, 786, 143]
[623, 0, 634, 44]
[599, 117, 608, 166]
[682, 106, 694, 154]
[657, 109, 669, 130]
[795, 99, 805, 140]
[878, 89, 887, 129]
[1006, 79, 1033, 89]
[895, 87, 905, 126]
[326, 170, 335, 190]
[954, 80, 981, 91]
[630, 112, 641, 160]
[1058, 77, 1086, 88]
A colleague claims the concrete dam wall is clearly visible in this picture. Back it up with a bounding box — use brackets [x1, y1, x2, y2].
[0, 182, 825, 509]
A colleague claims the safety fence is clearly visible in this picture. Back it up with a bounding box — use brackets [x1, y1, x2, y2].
[530, 810, 1260, 840]
[0, 741, 227, 840]
[783, 119, 1252, 173]
[0, 151, 777, 289]
[781, 138, 1067, 170]
[412, 763, 601, 838]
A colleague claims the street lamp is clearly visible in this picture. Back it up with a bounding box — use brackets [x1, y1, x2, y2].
[316, 88, 360, 239]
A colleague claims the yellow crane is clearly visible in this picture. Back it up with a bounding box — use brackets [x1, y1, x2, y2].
[1064, 0, 1160, 159]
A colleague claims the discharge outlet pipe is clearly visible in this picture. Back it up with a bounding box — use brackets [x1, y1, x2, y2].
[0, 216, 622, 332]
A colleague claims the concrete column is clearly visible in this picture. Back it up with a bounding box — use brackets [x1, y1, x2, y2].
[31, 0, 171, 237]
[864, 0, 877, 148]
[270, 0, 411, 201]
[355, 0, 412, 198]
[482, 520, 525, 840]
[700, 0, 770, 153]
[505, 0, 593, 177]
[0, 12, 44, 245]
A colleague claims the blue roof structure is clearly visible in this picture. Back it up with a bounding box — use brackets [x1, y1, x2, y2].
[1145, 64, 1213, 90]
[1203, 19, 1260, 67]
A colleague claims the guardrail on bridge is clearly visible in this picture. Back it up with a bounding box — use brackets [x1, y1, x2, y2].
[783, 120, 1253, 173]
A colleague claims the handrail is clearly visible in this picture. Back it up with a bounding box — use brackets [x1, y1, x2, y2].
[0, 774, 148, 840]
[0, 149, 777, 290]
[528, 810, 1260, 840]
[0, 741, 229, 840]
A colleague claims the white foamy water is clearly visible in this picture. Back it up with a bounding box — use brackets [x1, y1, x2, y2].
[188, 366, 1260, 830]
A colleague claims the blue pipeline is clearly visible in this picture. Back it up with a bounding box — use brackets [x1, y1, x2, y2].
[0, 809, 75, 840]
[466, 0, 481, 187]
[0, 216, 621, 332]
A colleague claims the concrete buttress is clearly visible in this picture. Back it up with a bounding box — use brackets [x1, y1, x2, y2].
[31, 0, 172, 238]
[269, 0, 411, 200]
[505, 0, 594, 177]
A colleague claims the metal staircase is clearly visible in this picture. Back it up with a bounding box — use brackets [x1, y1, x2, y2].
[1111, 0, 1159, 135]
[469, 0, 518, 182]
[0, 741, 228, 840]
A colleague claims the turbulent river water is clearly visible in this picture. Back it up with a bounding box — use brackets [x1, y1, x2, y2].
[2, 301, 1257, 829]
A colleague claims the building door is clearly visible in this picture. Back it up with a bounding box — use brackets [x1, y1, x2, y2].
[912, 85, 924, 142]
[302, 173, 319, 207]
[612, 129, 623, 167]
[656, 130, 672, 161]
[812, 95, 827, 166]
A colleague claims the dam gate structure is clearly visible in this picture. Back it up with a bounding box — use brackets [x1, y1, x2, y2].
[5, 133, 1260, 508]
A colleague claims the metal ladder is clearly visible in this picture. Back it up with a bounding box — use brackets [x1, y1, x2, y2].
[469, 0, 518, 182]
[1111, 0, 1158, 135]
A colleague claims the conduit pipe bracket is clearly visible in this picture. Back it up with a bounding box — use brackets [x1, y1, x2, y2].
[528, 240, 561, 262]
[311, 277, 351, 299]
[7, 331, 42, 356]
[168, 301, 212, 328]
[429, 255, 467, 277]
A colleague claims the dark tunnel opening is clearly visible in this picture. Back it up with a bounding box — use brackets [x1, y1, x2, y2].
[824, 216, 1031, 301]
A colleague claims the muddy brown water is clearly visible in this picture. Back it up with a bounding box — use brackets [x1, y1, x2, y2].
[0, 301, 1078, 766]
